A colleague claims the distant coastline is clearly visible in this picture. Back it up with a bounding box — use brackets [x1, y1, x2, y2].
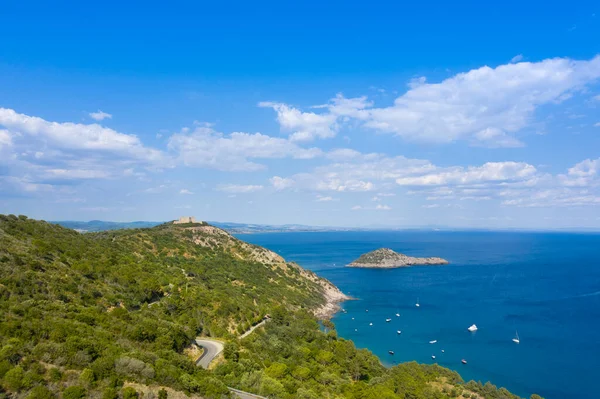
[52, 220, 600, 234]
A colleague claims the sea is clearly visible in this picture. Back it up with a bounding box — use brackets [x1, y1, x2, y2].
[238, 231, 600, 399]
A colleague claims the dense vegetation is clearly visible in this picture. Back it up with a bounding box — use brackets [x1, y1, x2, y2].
[0, 215, 541, 399]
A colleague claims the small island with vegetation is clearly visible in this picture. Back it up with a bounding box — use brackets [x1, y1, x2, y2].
[349, 247, 449, 268]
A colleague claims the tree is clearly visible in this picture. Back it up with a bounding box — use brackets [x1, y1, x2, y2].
[26, 386, 56, 399]
[3, 365, 24, 392]
[292, 366, 311, 381]
[224, 342, 240, 362]
[79, 368, 95, 387]
[102, 388, 118, 399]
[122, 387, 138, 399]
[158, 388, 168, 399]
[62, 386, 87, 399]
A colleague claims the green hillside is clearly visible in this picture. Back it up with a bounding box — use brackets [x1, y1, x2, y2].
[0, 215, 539, 399]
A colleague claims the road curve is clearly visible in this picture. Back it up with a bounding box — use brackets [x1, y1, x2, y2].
[194, 338, 224, 369]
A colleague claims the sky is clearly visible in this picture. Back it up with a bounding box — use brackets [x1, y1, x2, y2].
[1, 1, 599, 229]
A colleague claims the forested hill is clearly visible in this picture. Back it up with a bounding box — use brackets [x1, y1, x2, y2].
[0, 215, 539, 399]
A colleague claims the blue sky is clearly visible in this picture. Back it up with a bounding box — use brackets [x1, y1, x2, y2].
[1, 1, 599, 229]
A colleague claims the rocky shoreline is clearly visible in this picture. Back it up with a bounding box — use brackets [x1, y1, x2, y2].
[314, 279, 350, 319]
[349, 248, 448, 268]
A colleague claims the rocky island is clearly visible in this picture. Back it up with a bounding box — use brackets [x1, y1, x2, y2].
[348, 248, 448, 268]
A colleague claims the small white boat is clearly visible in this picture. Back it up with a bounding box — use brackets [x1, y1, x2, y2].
[461, 359, 467, 364]
[397, 330, 402, 334]
[351, 317, 355, 320]
[355, 329, 358, 331]
[468, 324, 478, 332]
[386, 318, 392, 322]
[388, 350, 394, 355]
[512, 331, 520, 344]
[342, 309, 347, 313]
[441, 349, 445, 353]
[429, 340, 437, 344]
[431, 355, 436, 359]
[396, 313, 400, 317]
[416, 298, 420, 307]
[366, 309, 369, 312]
[369, 323, 373, 326]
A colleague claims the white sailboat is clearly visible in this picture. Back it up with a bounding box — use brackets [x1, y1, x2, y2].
[512, 331, 520, 344]
[468, 324, 478, 332]
[415, 298, 420, 307]
[386, 318, 392, 322]
[395, 313, 400, 317]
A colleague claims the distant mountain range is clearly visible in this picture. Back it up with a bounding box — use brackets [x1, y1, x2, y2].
[52, 219, 357, 234]
[52, 219, 600, 234]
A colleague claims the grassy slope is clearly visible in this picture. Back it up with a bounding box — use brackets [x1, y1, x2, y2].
[0, 215, 537, 399]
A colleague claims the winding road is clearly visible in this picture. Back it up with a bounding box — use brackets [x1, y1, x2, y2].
[194, 338, 224, 369]
[195, 319, 271, 398]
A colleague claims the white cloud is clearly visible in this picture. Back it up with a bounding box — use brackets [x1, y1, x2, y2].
[143, 184, 168, 194]
[0, 129, 12, 149]
[594, 122, 600, 127]
[268, 56, 600, 148]
[316, 195, 337, 202]
[41, 169, 111, 180]
[510, 54, 524, 63]
[365, 56, 600, 147]
[259, 94, 371, 142]
[216, 184, 264, 193]
[89, 110, 112, 121]
[259, 101, 337, 142]
[168, 125, 322, 171]
[372, 192, 396, 201]
[270, 176, 295, 191]
[558, 158, 599, 187]
[180, 189, 193, 195]
[351, 204, 391, 211]
[422, 204, 440, 208]
[0, 108, 164, 162]
[396, 162, 537, 186]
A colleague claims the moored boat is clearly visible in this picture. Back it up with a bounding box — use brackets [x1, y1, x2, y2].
[512, 330, 520, 344]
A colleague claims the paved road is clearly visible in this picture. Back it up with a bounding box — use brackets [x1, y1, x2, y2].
[239, 318, 270, 339]
[194, 338, 224, 369]
[194, 338, 267, 398]
[228, 387, 267, 399]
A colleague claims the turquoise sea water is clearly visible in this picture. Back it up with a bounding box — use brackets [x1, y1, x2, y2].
[239, 231, 600, 399]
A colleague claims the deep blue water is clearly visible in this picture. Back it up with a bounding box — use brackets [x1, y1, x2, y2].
[238, 231, 600, 399]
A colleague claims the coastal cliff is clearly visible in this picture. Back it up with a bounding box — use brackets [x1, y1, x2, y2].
[349, 247, 448, 268]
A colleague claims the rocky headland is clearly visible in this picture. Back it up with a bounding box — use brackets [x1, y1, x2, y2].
[348, 248, 448, 268]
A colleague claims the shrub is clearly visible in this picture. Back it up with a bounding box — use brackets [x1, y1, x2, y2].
[102, 387, 119, 399]
[26, 385, 56, 399]
[62, 385, 86, 399]
[122, 387, 138, 399]
[3, 365, 24, 392]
